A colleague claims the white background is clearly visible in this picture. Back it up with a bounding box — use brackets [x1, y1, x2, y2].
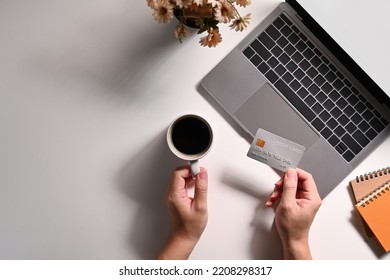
[0, 0, 389, 260]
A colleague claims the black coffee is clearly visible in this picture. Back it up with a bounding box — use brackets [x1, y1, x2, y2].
[171, 117, 211, 155]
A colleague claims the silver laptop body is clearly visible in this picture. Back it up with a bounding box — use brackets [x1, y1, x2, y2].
[201, 1, 390, 198]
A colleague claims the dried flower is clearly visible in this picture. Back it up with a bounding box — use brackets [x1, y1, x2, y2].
[199, 27, 222, 47]
[175, 22, 191, 43]
[229, 13, 251, 31]
[152, 0, 174, 24]
[234, 0, 251, 8]
[146, 0, 251, 47]
[214, 0, 235, 23]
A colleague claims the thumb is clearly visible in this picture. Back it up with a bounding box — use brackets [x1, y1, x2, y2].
[281, 169, 298, 204]
[194, 168, 208, 211]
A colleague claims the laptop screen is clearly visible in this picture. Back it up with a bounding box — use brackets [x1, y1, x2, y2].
[295, 0, 390, 99]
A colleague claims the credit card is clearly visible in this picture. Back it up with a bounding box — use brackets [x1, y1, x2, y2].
[247, 128, 306, 172]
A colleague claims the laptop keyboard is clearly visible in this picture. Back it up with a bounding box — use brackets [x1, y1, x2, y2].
[242, 13, 388, 162]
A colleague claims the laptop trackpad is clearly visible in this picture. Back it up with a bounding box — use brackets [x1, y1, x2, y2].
[234, 83, 318, 149]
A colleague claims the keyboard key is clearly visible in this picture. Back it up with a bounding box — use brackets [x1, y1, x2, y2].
[253, 41, 272, 60]
[351, 113, 363, 125]
[297, 87, 309, 99]
[381, 117, 389, 126]
[336, 142, 348, 154]
[329, 63, 337, 72]
[312, 118, 325, 131]
[280, 14, 292, 25]
[301, 76, 312, 88]
[282, 72, 294, 83]
[299, 59, 311, 71]
[328, 135, 339, 147]
[271, 45, 283, 57]
[258, 62, 269, 74]
[355, 102, 366, 113]
[346, 94, 358, 105]
[293, 69, 305, 80]
[296, 40, 307, 52]
[288, 33, 300, 44]
[275, 79, 316, 122]
[304, 95, 316, 107]
[286, 61, 298, 72]
[281, 25, 293, 37]
[307, 67, 319, 79]
[290, 80, 301, 91]
[312, 103, 324, 114]
[307, 41, 315, 49]
[243, 47, 255, 58]
[329, 90, 340, 102]
[299, 33, 307, 41]
[323, 100, 335, 111]
[267, 57, 279, 68]
[266, 25, 281, 40]
[314, 75, 325, 86]
[330, 107, 342, 118]
[325, 72, 337, 83]
[319, 111, 331, 122]
[321, 127, 332, 139]
[335, 126, 346, 137]
[308, 84, 320, 95]
[285, 44, 296, 56]
[273, 17, 285, 29]
[259, 32, 275, 49]
[316, 91, 327, 103]
[310, 56, 322, 67]
[366, 128, 378, 140]
[277, 36, 288, 48]
[321, 82, 332, 94]
[340, 87, 352, 99]
[292, 52, 303, 64]
[342, 150, 354, 162]
[342, 134, 362, 154]
[327, 118, 338, 129]
[318, 64, 330, 75]
[291, 25, 300, 34]
[333, 79, 344, 90]
[265, 70, 278, 83]
[250, 54, 262, 66]
[336, 98, 348, 109]
[279, 53, 290, 64]
[303, 48, 315, 60]
[358, 121, 370, 132]
[345, 122, 357, 134]
[344, 105, 355, 117]
[275, 64, 287, 76]
[352, 130, 370, 147]
[370, 117, 385, 133]
[338, 114, 349, 126]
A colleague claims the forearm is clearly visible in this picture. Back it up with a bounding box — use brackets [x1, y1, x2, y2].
[157, 233, 199, 260]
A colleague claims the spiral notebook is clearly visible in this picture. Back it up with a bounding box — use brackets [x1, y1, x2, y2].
[355, 181, 390, 252]
[350, 167, 390, 237]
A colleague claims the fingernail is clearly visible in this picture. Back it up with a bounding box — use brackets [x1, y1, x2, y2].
[265, 201, 272, 207]
[198, 170, 207, 180]
[286, 168, 297, 179]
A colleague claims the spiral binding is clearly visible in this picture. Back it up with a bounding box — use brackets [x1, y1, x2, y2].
[357, 180, 390, 207]
[355, 167, 390, 183]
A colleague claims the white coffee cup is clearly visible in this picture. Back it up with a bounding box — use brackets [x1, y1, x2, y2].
[167, 114, 213, 176]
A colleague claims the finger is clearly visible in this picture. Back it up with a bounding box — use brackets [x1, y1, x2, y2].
[296, 168, 321, 200]
[280, 168, 298, 204]
[193, 168, 208, 210]
[265, 184, 283, 207]
[170, 166, 192, 193]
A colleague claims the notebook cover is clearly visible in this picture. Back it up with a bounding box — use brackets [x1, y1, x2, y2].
[355, 181, 390, 252]
[350, 167, 390, 237]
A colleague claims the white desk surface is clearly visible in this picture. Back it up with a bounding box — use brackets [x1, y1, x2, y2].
[0, 0, 389, 260]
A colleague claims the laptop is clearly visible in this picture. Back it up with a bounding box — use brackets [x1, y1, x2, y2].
[201, 0, 390, 198]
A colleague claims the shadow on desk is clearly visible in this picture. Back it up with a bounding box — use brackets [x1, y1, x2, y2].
[118, 130, 182, 259]
[222, 168, 284, 259]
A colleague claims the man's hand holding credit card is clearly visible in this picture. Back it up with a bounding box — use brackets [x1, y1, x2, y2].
[247, 128, 306, 172]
